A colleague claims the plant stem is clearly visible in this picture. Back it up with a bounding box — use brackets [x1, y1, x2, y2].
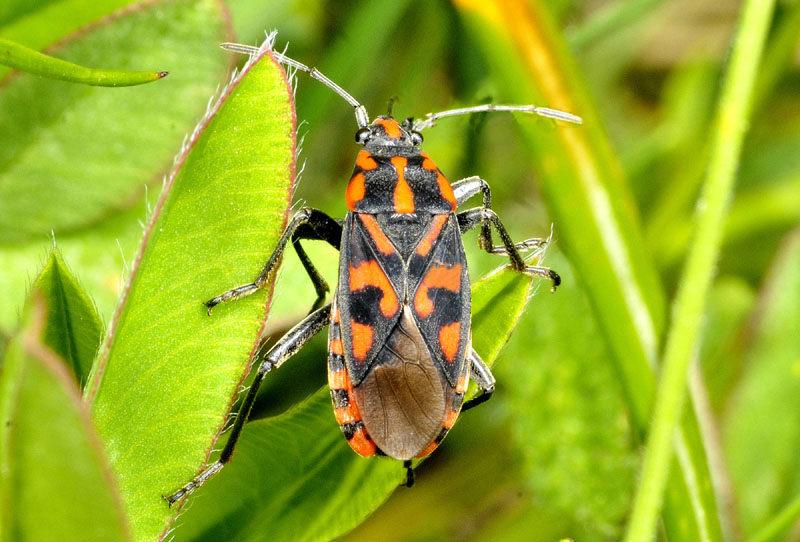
[623, 0, 776, 540]
[568, 0, 666, 49]
[747, 495, 800, 542]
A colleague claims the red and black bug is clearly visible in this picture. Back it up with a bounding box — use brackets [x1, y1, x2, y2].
[166, 42, 581, 504]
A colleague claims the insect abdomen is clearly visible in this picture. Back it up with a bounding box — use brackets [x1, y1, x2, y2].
[328, 298, 377, 457]
[352, 305, 448, 460]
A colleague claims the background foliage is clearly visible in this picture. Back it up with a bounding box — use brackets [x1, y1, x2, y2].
[2, 0, 800, 541]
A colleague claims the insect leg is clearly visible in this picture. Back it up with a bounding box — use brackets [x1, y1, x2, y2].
[452, 176, 548, 256]
[462, 348, 496, 412]
[457, 206, 560, 291]
[164, 304, 332, 505]
[205, 207, 341, 314]
[291, 211, 343, 312]
[401, 460, 414, 488]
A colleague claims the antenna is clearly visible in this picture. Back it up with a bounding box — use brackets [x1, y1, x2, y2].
[221, 42, 583, 132]
[221, 42, 369, 128]
[412, 104, 582, 131]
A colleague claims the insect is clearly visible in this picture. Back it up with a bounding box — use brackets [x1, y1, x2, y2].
[165, 42, 581, 505]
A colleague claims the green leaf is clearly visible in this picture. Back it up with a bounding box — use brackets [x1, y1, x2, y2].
[88, 45, 296, 541]
[170, 265, 538, 542]
[0, 200, 143, 336]
[0, 37, 167, 85]
[170, 391, 399, 542]
[497, 252, 637, 540]
[0, 295, 130, 542]
[28, 249, 103, 388]
[0, 0, 230, 243]
[469, 266, 536, 370]
[724, 229, 800, 537]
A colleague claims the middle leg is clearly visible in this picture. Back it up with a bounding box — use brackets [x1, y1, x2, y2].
[205, 207, 342, 313]
[452, 176, 549, 257]
[457, 206, 560, 290]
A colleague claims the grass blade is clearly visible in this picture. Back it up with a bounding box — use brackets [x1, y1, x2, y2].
[454, 0, 723, 538]
[747, 494, 800, 542]
[623, 0, 777, 539]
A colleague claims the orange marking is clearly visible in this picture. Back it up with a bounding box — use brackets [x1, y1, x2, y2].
[421, 151, 437, 171]
[416, 214, 448, 257]
[390, 156, 415, 214]
[350, 320, 374, 361]
[443, 408, 459, 429]
[359, 214, 395, 256]
[335, 400, 362, 425]
[356, 149, 378, 170]
[413, 264, 462, 318]
[438, 322, 461, 363]
[437, 171, 457, 211]
[421, 152, 456, 210]
[349, 426, 377, 456]
[328, 368, 348, 390]
[416, 440, 439, 458]
[330, 303, 340, 323]
[374, 118, 402, 139]
[346, 172, 366, 210]
[456, 374, 469, 394]
[330, 338, 344, 356]
[349, 261, 399, 318]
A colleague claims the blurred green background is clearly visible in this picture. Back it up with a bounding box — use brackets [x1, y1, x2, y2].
[2, 0, 800, 540]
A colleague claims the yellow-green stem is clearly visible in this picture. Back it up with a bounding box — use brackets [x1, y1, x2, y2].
[623, 0, 776, 539]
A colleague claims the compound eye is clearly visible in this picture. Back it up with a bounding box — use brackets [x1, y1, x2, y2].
[355, 127, 371, 145]
[410, 131, 423, 146]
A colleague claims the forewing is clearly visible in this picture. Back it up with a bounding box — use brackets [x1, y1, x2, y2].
[410, 214, 470, 385]
[338, 213, 404, 385]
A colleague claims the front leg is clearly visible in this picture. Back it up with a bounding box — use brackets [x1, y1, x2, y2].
[451, 176, 548, 256]
[205, 207, 342, 314]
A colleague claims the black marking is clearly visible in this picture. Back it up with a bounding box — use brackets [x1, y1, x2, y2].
[341, 421, 363, 440]
[376, 212, 430, 261]
[452, 392, 465, 410]
[328, 352, 345, 372]
[331, 388, 349, 408]
[348, 283, 387, 325]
